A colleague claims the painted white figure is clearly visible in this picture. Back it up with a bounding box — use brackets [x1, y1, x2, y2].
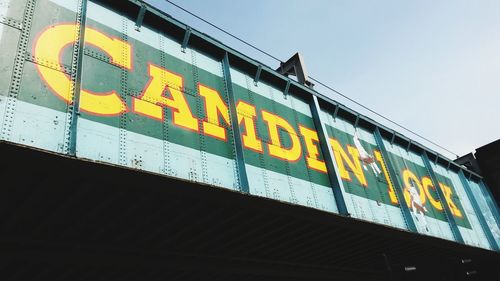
[353, 132, 381, 176]
[408, 184, 429, 232]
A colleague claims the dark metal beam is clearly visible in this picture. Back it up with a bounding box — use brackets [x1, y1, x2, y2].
[181, 27, 191, 53]
[134, 4, 147, 31]
[253, 64, 262, 85]
[332, 104, 339, 119]
[283, 79, 290, 97]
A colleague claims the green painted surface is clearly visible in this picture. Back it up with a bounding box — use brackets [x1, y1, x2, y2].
[385, 148, 470, 228]
[325, 125, 397, 206]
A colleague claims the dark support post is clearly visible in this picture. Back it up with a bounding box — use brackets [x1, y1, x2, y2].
[354, 115, 360, 128]
[458, 171, 499, 250]
[254, 64, 262, 85]
[422, 152, 464, 243]
[374, 128, 417, 232]
[332, 104, 339, 119]
[309, 96, 348, 216]
[222, 53, 249, 193]
[181, 27, 191, 53]
[134, 4, 147, 31]
[284, 79, 291, 97]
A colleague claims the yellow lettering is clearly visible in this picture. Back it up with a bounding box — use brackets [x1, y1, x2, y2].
[133, 63, 198, 131]
[262, 110, 302, 162]
[330, 138, 368, 186]
[439, 183, 463, 218]
[199, 84, 230, 141]
[236, 101, 263, 152]
[298, 125, 326, 172]
[35, 24, 130, 115]
[422, 177, 443, 211]
[374, 151, 398, 204]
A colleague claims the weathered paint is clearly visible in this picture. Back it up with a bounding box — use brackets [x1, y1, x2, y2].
[0, 0, 498, 251]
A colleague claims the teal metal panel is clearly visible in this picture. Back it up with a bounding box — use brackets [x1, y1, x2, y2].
[382, 139, 455, 240]
[479, 180, 500, 226]
[0, 0, 28, 22]
[0, 24, 21, 134]
[1, 0, 82, 154]
[0, 23, 20, 97]
[320, 111, 407, 228]
[476, 180, 500, 245]
[430, 161, 490, 249]
[228, 66, 337, 212]
[422, 152, 464, 243]
[73, 0, 240, 191]
[374, 128, 417, 232]
[310, 97, 347, 216]
[458, 170, 498, 250]
[222, 53, 249, 193]
[0, 0, 36, 143]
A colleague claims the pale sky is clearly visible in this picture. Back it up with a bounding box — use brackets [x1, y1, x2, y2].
[147, 0, 500, 159]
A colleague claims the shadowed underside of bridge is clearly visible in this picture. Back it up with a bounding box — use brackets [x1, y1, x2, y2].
[0, 142, 498, 281]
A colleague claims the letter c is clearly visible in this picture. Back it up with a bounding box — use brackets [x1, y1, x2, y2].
[34, 24, 132, 115]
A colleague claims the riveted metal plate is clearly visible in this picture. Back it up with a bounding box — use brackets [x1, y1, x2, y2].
[0, 0, 28, 22]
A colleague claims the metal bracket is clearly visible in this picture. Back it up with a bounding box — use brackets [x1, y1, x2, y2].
[135, 4, 147, 31]
[83, 47, 118, 66]
[0, 16, 23, 30]
[181, 27, 191, 53]
[26, 52, 72, 74]
[332, 104, 339, 120]
[283, 79, 291, 99]
[390, 131, 396, 145]
[406, 140, 412, 152]
[276, 52, 314, 88]
[253, 64, 262, 86]
[354, 115, 360, 128]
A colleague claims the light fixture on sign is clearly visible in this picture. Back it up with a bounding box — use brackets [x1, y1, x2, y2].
[404, 266, 417, 272]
